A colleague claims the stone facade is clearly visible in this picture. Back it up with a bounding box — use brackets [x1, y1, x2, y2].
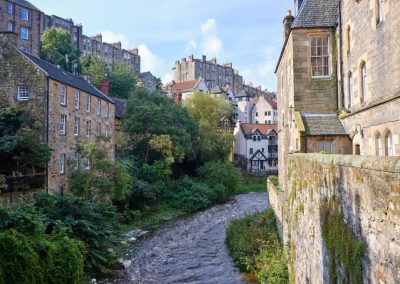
[269, 153, 400, 284]
[0, 0, 43, 56]
[339, 0, 400, 157]
[138, 71, 157, 91]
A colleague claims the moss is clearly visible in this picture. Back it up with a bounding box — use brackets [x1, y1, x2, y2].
[322, 200, 364, 284]
[298, 203, 305, 214]
[289, 185, 297, 207]
[289, 240, 296, 284]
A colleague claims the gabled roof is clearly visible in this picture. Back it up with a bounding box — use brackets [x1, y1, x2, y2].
[171, 79, 199, 93]
[249, 150, 268, 161]
[111, 97, 126, 118]
[292, 0, 339, 29]
[10, 0, 40, 11]
[210, 85, 225, 94]
[18, 49, 115, 104]
[235, 90, 251, 98]
[301, 113, 347, 136]
[240, 123, 278, 136]
[253, 96, 278, 110]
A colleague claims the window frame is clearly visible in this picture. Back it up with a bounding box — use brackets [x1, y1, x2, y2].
[348, 72, 354, 108]
[86, 120, 91, 138]
[96, 99, 101, 116]
[60, 154, 66, 174]
[20, 27, 29, 40]
[7, 3, 13, 14]
[86, 95, 91, 113]
[74, 91, 80, 109]
[310, 35, 331, 78]
[21, 8, 28, 21]
[377, 0, 384, 24]
[7, 22, 13, 32]
[360, 62, 367, 103]
[73, 117, 80, 136]
[17, 85, 29, 101]
[59, 114, 67, 135]
[60, 85, 67, 106]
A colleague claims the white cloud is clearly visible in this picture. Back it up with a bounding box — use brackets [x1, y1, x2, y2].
[162, 72, 173, 85]
[201, 18, 217, 35]
[137, 44, 166, 74]
[185, 40, 197, 53]
[101, 30, 129, 48]
[199, 18, 223, 57]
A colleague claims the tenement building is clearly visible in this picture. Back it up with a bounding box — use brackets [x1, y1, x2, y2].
[0, 32, 115, 192]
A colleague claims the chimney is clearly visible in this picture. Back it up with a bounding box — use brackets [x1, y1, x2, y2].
[0, 31, 18, 50]
[283, 10, 295, 42]
[210, 57, 217, 64]
[202, 55, 206, 62]
[100, 75, 109, 96]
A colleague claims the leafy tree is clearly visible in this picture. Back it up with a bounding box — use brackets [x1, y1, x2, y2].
[0, 106, 51, 176]
[155, 77, 163, 91]
[186, 92, 234, 162]
[81, 55, 109, 87]
[40, 27, 81, 73]
[109, 61, 136, 99]
[123, 88, 198, 166]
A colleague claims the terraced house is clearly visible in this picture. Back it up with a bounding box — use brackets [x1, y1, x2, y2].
[0, 31, 115, 192]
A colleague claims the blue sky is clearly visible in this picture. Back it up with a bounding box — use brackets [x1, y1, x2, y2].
[31, 0, 292, 91]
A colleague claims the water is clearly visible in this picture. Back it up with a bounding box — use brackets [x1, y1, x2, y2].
[107, 192, 268, 284]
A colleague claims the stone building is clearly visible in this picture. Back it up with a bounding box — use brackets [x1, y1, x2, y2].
[138, 71, 157, 91]
[0, 31, 115, 192]
[339, 0, 400, 157]
[0, 0, 43, 56]
[275, 1, 353, 191]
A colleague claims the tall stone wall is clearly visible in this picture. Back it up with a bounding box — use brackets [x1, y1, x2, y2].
[268, 153, 400, 284]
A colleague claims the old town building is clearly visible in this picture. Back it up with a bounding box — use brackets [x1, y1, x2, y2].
[0, 0, 43, 56]
[168, 78, 209, 104]
[138, 71, 157, 91]
[0, 31, 115, 193]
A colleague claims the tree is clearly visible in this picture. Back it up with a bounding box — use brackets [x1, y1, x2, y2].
[40, 27, 81, 73]
[186, 92, 234, 162]
[155, 77, 163, 91]
[81, 55, 109, 87]
[122, 88, 198, 166]
[108, 61, 136, 99]
[0, 106, 51, 176]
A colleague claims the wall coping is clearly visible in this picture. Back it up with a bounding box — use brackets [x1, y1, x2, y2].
[289, 153, 400, 173]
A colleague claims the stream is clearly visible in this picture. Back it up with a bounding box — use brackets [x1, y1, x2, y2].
[106, 192, 268, 284]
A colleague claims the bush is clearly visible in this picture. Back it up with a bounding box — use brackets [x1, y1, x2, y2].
[197, 161, 241, 199]
[267, 175, 279, 187]
[226, 209, 288, 283]
[129, 179, 158, 209]
[166, 177, 223, 213]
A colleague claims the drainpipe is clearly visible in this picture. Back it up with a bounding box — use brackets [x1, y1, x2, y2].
[338, 0, 345, 111]
[45, 77, 49, 191]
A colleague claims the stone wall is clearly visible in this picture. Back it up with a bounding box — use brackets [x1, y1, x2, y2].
[269, 153, 400, 284]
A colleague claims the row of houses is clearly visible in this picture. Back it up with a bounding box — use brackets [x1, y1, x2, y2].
[0, 0, 158, 91]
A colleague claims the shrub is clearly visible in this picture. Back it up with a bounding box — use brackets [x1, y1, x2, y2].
[129, 179, 158, 209]
[197, 161, 241, 199]
[267, 176, 279, 187]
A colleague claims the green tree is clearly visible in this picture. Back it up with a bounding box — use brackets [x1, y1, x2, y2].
[81, 55, 109, 87]
[155, 77, 163, 91]
[186, 92, 234, 162]
[0, 106, 51, 176]
[109, 61, 136, 99]
[40, 27, 81, 72]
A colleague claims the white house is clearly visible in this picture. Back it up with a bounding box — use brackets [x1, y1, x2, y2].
[236, 90, 253, 123]
[170, 77, 209, 104]
[234, 123, 278, 173]
[251, 96, 278, 125]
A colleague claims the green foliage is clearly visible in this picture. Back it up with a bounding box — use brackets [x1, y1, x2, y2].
[155, 77, 163, 91]
[197, 161, 241, 199]
[267, 175, 279, 187]
[40, 27, 81, 73]
[319, 150, 331, 154]
[81, 55, 109, 87]
[322, 201, 364, 284]
[236, 181, 266, 194]
[226, 209, 288, 283]
[165, 177, 223, 213]
[108, 61, 136, 99]
[186, 92, 234, 162]
[0, 106, 51, 176]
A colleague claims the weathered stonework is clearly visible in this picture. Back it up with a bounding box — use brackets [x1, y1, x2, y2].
[269, 153, 400, 284]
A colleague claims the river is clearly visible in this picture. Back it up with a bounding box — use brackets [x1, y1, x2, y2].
[106, 192, 268, 284]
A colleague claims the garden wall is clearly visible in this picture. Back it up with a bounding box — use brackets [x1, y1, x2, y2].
[268, 153, 400, 284]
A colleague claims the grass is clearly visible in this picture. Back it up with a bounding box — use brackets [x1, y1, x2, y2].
[236, 181, 267, 194]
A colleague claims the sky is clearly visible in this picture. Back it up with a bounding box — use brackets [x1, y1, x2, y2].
[31, 0, 292, 91]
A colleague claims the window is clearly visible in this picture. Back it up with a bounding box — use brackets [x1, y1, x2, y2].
[20, 27, 28, 40]
[59, 114, 67, 135]
[375, 132, 383, 156]
[105, 103, 109, 118]
[256, 112, 258, 117]
[96, 123, 101, 137]
[60, 86, 67, 106]
[105, 125, 109, 137]
[249, 148, 254, 155]
[253, 136, 256, 141]
[74, 91, 80, 109]
[360, 62, 367, 103]
[377, 0, 384, 24]
[74, 117, 80, 136]
[311, 36, 330, 77]
[346, 26, 351, 54]
[7, 22, 13, 32]
[386, 131, 393, 156]
[86, 96, 91, 113]
[317, 141, 332, 153]
[73, 154, 79, 170]
[262, 148, 265, 153]
[21, 8, 28, 21]
[348, 72, 354, 108]
[60, 154, 66, 174]
[85, 159, 90, 171]
[86, 120, 91, 138]
[7, 3, 12, 14]
[96, 99, 101, 116]
[17, 85, 28, 101]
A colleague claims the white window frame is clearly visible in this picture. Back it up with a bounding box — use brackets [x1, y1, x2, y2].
[17, 85, 29, 101]
[60, 154, 66, 174]
[74, 91, 80, 109]
[59, 114, 67, 135]
[21, 8, 28, 21]
[86, 120, 91, 138]
[378, 0, 384, 24]
[7, 3, 13, 14]
[361, 63, 367, 103]
[7, 22, 13, 32]
[387, 133, 393, 156]
[85, 159, 91, 171]
[60, 85, 67, 106]
[96, 123, 101, 137]
[20, 27, 28, 40]
[96, 99, 101, 116]
[86, 96, 91, 113]
[105, 103, 109, 118]
[74, 117, 80, 136]
[311, 36, 331, 78]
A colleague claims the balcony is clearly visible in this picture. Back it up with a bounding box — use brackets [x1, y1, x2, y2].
[269, 153, 278, 159]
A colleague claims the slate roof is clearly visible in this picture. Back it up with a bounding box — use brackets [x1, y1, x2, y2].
[10, 0, 40, 11]
[240, 123, 278, 136]
[210, 85, 225, 94]
[111, 97, 127, 118]
[301, 113, 347, 136]
[292, 0, 339, 29]
[18, 49, 114, 104]
[235, 90, 251, 98]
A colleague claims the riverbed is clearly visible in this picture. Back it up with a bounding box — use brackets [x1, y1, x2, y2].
[106, 192, 268, 284]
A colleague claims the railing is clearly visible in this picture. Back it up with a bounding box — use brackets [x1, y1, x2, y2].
[269, 140, 278, 146]
[269, 153, 278, 159]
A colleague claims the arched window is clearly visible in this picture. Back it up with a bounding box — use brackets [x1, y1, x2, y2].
[346, 26, 351, 54]
[360, 61, 367, 103]
[375, 132, 383, 156]
[377, 0, 384, 24]
[386, 131, 393, 156]
[348, 72, 354, 108]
